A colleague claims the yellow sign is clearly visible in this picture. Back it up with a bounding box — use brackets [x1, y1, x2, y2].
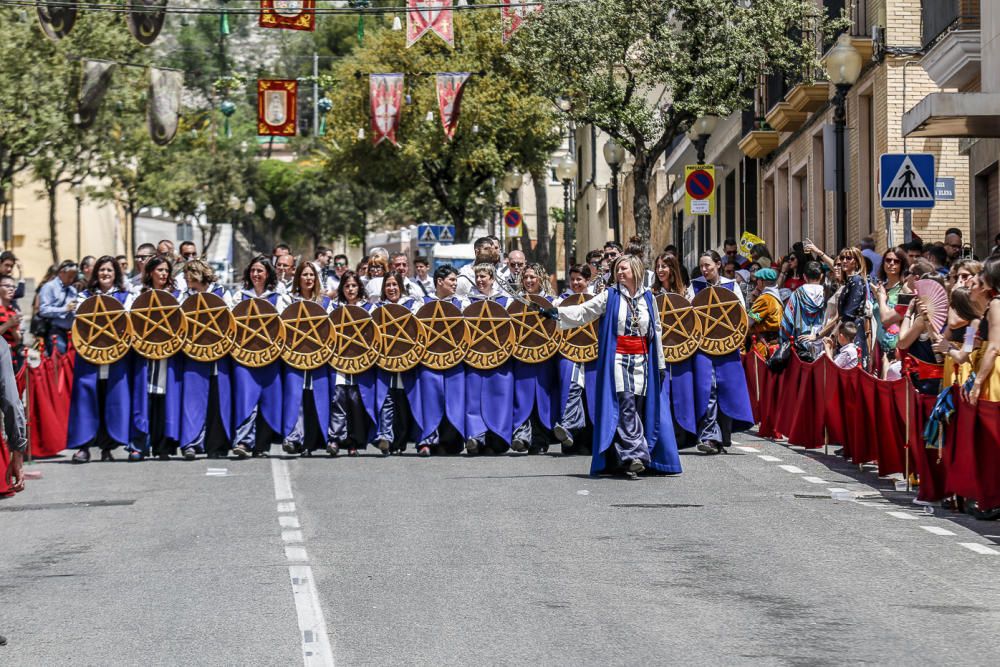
[684, 164, 716, 217]
[739, 230, 765, 258]
[503, 207, 523, 237]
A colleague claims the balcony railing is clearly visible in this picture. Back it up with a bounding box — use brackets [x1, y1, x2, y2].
[922, 0, 981, 48]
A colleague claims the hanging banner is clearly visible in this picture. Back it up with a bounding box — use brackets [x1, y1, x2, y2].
[147, 67, 183, 146]
[501, 0, 541, 44]
[77, 60, 117, 130]
[436, 72, 469, 140]
[406, 0, 454, 48]
[259, 0, 316, 32]
[126, 0, 168, 46]
[257, 79, 298, 136]
[37, 0, 78, 41]
[370, 73, 404, 147]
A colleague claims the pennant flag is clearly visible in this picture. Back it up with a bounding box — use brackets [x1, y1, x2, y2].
[259, 0, 316, 32]
[126, 0, 168, 46]
[258, 79, 298, 136]
[77, 60, 116, 130]
[436, 72, 470, 139]
[406, 0, 454, 48]
[147, 68, 183, 145]
[37, 0, 78, 41]
[501, 0, 541, 44]
[370, 74, 404, 146]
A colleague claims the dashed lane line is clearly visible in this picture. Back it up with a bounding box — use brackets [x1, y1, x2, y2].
[958, 543, 1000, 555]
[921, 525, 957, 536]
[758, 455, 782, 462]
[886, 511, 920, 520]
[802, 476, 826, 484]
[778, 465, 806, 474]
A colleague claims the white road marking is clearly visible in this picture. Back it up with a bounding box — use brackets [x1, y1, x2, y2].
[285, 546, 309, 562]
[887, 511, 919, 520]
[206, 468, 229, 477]
[779, 465, 806, 474]
[921, 526, 956, 536]
[802, 476, 826, 484]
[289, 566, 336, 666]
[958, 542, 1000, 555]
[282, 530, 305, 543]
[735, 446, 760, 453]
[277, 501, 297, 513]
[280, 516, 301, 528]
[272, 459, 294, 501]
[758, 455, 782, 462]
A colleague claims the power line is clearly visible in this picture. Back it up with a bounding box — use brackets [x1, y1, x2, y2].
[8, 0, 568, 16]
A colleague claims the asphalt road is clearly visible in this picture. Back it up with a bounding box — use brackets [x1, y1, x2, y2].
[3, 432, 1000, 666]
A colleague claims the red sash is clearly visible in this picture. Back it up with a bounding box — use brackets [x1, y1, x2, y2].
[616, 335, 648, 354]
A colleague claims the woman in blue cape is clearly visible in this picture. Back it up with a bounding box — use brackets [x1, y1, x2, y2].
[464, 263, 514, 455]
[552, 264, 597, 455]
[511, 263, 560, 454]
[177, 260, 234, 459]
[372, 272, 423, 456]
[652, 252, 698, 447]
[128, 256, 185, 461]
[67, 256, 133, 463]
[413, 265, 467, 456]
[544, 254, 681, 479]
[329, 272, 377, 456]
[231, 256, 283, 459]
[280, 261, 334, 457]
[685, 251, 754, 455]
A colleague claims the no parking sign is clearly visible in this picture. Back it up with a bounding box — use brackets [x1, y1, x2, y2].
[685, 164, 716, 216]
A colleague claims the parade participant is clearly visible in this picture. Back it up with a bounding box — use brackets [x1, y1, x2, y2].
[651, 253, 684, 296]
[966, 257, 1000, 405]
[464, 263, 514, 455]
[413, 265, 467, 456]
[457, 237, 503, 299]
[329, 272, 377, 456]
[66, 257, 131, 463]
[540, 254, 680, 478]
[389, 252, 426, 299]
[129, 243, 156, 290]
[231, 256, 283, 459]
[747, 268, 782, 359]
[373, 272, 422, 455]
[364, 256, 390, 301]
[37, 260, 79, 355]
[552, 265, 598, 454]
[274, 254, 296, 296]
[413, 256, 433, 296]
[502, 249, 527, 289]
[686, 251, 753, 456]
[511, 263, 559, 454]
[177, 260, 233, 458]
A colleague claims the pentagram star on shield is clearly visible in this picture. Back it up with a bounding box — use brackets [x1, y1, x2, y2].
[188, 298, 229, 342]
[285, 303, 329, 351]
[131, 290, 180, 341]
[378, 306, 418, 355]
[236, 299, 281, 349]
[422, 301, 463, 349]
[80, 295, 127, 344]
[694, 289, 742, 338]
[472, 310, 510, 350]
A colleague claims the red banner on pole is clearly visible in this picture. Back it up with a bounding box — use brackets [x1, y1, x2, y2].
[501, 0, 540, 44]
[436, 72, 469, 139]
[406, 0, 454, 48]
[257, 79, 298, 136]
[370, 74, 404, 146]
[259, 0, 316, 31]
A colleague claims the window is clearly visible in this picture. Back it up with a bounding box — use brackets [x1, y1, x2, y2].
[858, 93, 875, 237]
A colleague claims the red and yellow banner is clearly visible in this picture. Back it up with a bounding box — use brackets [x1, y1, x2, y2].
[501, 0, 541, 44]
[436, 72, 469, 140]
[370, 74, 404, 146]
[259, 0, 316, 31]
[257, 79, 298, 136]
[406, 0, 454, 48]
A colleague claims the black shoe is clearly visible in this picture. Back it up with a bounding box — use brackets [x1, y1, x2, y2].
[251, 450, 269, 458]
[0, 634, 6, 646]
[127, 451, 144, 462]
[71, 448, 91, 464]
[157, 452, 170, 461]
[100, 449, 115, 462]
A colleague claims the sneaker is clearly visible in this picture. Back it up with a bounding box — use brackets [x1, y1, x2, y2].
[183, 447, 197, 461]
[282, 441, 298, 454]
[697, 442, 721, 455]
[627, 459, 645, 474]
[326, 444, 340, 457]
[347, 448, 358, 457]
[376, 439, 390, 456]
[465, 438, 480, 455]
[232, 445, 250, 459]
[512, 439, 529, 453]
[128, 451, 145, 462]
[553, 425, 573, 447]
[418, 446, 431, 457]
[71, 448, 91, 464]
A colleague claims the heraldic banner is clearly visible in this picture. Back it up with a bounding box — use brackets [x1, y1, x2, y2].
[148, 67, 183, 146]
[126, 0, 168, 46]
[436, 72, 469, 140]
[259, 0, 316, 32]
[37, 0, 78, 41]
[77, 60, 117, 130]
[502, 0, 541, 44]
[370, 74, 404, 146]
[406, 0, 454, 48]
[258, 79, 298, 136]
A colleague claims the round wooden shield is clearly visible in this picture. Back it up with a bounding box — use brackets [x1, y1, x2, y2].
[656, 293, 702, 363]
[415, 300, 469, 370]
[329, 305, 380, 374]
[182, 292, 236, 362]
[129, 289, 186, 360]
[557, 294, 598, 363]
[509, 294, 559, 363]
[71, 295, 131, 364]
[372, 303, 427, 372]
[464, 300, 515, 370]
[231, 297, 285, 367]
[280, 300, 334, 370]
[691, 286, 748, 356]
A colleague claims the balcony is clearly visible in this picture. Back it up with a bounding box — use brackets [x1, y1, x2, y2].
[785, 82, 829, 113]
[921, 30, 981, 90]
[739, 130, 780, 159]
[764, 102, 809, 133]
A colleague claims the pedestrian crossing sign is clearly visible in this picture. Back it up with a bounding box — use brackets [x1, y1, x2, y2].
[879, 153, 936, 209]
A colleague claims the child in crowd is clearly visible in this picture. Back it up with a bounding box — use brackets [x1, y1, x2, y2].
[824, 321, 859, 369]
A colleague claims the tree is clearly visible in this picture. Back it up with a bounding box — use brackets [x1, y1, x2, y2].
[510, 0, 842, 252]
[323, 10, 561, 243]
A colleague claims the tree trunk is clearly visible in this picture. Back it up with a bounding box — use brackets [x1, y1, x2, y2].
[630, 152, 654, 261]
[531, 172, 551, 272]
[47, 183, 59, 265]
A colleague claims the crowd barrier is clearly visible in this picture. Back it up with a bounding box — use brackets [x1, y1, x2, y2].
[742, 350, 1000, 509]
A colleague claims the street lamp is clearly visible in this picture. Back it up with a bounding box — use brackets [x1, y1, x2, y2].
[501, 168, 523, 206]
[71, 182, 84, 260]
[824, 33, 863, 252]
[687, 114, 719, 164]
[227, 194, 241, 211]
[263, 204, 276, 222]
[244, 196, 256, 215]
[603, 138, 626, 245]
[555, 152, 578, 275]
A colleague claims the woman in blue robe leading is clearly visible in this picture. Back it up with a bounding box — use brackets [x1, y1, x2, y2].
[541, 254, 681, 479]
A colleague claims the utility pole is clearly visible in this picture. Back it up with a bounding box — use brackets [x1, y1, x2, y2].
[313, 52, 320, 137]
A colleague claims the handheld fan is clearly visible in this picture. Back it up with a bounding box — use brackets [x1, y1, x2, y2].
[914, 279, 949, 333]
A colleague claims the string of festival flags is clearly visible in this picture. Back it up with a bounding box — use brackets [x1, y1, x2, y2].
[30, 0, 543, 146]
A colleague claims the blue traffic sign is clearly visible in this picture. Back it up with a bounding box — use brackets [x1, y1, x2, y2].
[879, 153, 936, 209]
[416, 224, 456, 247]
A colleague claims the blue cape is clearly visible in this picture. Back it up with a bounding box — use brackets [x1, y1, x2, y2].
[665, 357, 697, 434]
[282, 364, 330, 438]
[180, 357, 233, 447]
[130, 355, 183, 440]
[232, 363, 283, 434]
[512, 358, 560, 429]
[465, 362, 513, 443]
[558, 357, 597, 422]
[375, 368, 423, 441]
[67, 356, 132, 448]
[591, 287, 681, 475]
[415, 364, 466, 441]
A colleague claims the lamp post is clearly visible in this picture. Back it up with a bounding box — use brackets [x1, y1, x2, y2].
[71, 182, 83, 260]
[555, 152, 578, 276]
[824, 34, 863, 252]
[602, 138, 625, 245]
[687, 114, 719, 165]
[501, 168, 524, 251]
[263, 204, 276, 223]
